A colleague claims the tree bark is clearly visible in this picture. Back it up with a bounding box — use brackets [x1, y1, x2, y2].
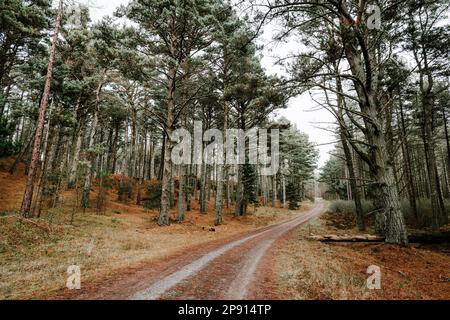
[396, 98, 418, 220]
[337, 12, 408, 244]
[235, 164, 244, 216]
[341, 134, 365, 230]
[442, 107, 450, 198]
[20, 0, 63, 217]
[272, 175, 277, 207]
[421, 81, 447, 229]
[215, 97, 229, 225]
[81, 77, 105, 208]
[158, 61, 176, 225]
[68, 120, 85, 189]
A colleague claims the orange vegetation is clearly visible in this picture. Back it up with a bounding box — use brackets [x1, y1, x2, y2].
[269, 214, 450, 300]
[0, 157, 302, 299]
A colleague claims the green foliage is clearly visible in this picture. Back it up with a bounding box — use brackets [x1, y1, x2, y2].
[118, 178, 133, 202]
[286, 180, 302, 210]
[319, 156, 347, 200]
[328, 200, 375, 216]
[145, 181, 162, 209]
[279, 118, 318, 183]
[401, 198, 450, 228]
[242, 164, 258, 207]
[96, 172, 113, 214]
[329, 198, 450, 229]
[0, 0, 51, 36]
[0, 114, 20, 157]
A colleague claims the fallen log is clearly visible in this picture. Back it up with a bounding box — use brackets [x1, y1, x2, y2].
[309, 233, 450, 244]
[308, 234, 384, 242]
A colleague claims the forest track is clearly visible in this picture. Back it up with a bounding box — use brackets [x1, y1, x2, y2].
[132, 200, 325, 300]
[44, 201, 325, 300]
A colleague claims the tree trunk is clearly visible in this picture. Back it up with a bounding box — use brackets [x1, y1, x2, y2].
[158, 131, 165, 181]
[397, 97, 418, 220]
[214, 163, 224, 225]
[235, 164, 244, 216]
[81, 78, 105, 208]
[149, 139, 156, 180]
[332, 69, 365, 231]
[106, 123, 114, 174]
[68, 121, 85, 189]
[338, 17, 408, 245]
[9, 133, 33, 174]
[442, 107, 450, 198]
[371, 131, 408, 245]
[422, 87, 447, 229]
[158, 62, 176, 226]
[178, 166, 187, 222]
[272, 175, 277, 207]
[215, 99, 228, 225]
[130, 107, 137, 179]
[341, 133, 365, 231]
[200, 161, 207, 214]
[225, 170, 231, 208]
[186, 164, 192, 211]
[20, 0, 63, 218]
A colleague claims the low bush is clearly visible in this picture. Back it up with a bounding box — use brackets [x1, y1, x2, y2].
[144, 180, 162, 209]
[328, 199, 375, 216]
[328, 198, 450, 229]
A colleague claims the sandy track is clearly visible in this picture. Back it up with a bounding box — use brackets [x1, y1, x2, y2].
[44, 201, 324, 300]
[132, 200, 325, 300]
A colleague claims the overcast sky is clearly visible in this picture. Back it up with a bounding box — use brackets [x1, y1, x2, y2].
[78, 0, 336, 167]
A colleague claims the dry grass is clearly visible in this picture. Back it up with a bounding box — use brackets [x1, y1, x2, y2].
[0, 204, 300, 300]
[274, 215, 450, 300]
[0, 158, 305, 299]
[1, 207, 301, 299]
[275, 217, 368, 300]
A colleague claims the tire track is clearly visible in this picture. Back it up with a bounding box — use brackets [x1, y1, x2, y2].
[131, 200, 325, 300]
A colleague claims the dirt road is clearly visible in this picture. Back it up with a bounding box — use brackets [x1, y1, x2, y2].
[46, 200, 325, 300]
[131, 200, 326, 300]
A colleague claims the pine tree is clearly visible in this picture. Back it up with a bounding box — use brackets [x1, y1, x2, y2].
[20, 0, 64, 218]
[121, 0, 225, 225]
[286, 180, 301, 210]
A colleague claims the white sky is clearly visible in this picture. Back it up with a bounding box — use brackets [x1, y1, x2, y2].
[76, 0, 336, 167]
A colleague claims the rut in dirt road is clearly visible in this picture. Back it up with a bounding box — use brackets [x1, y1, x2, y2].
[131, 200, 325, 300]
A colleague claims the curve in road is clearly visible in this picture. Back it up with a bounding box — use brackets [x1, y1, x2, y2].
[132, 200, 325, 300]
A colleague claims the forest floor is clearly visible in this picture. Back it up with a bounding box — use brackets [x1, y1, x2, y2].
[1, 157, 449, 300]
[269, 212, 450, 299]
[0, 157, 312, 299]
